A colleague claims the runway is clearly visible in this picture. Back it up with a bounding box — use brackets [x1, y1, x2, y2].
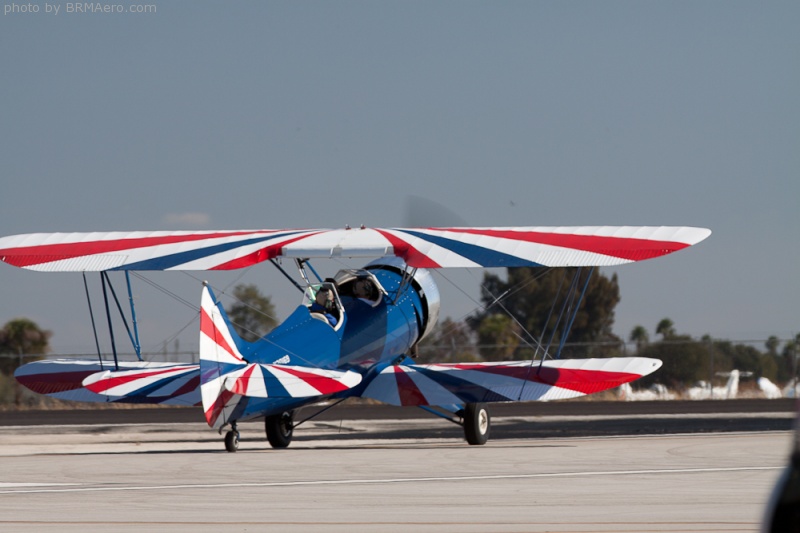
[0, 403, 795, 532]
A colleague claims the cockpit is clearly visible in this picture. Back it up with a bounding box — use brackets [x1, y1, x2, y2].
[302, 269, 387, 329]
[302, 281, 344, 330]
[332, 269, 385, 306]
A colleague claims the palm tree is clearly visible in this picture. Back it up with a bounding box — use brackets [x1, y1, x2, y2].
[765, 336, 780, 356]
[656, 318, 675, 340]
[629, 325, 649, 354]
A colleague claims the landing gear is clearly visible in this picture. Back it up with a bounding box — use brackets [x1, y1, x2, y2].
[463, 403, 490, 445]
[265, 411, 294, 448]
[224, 422, 240, 453]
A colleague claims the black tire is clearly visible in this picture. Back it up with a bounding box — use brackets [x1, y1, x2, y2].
[265, 411, 294, 448]
[224, 430, 239, 453]
[463, 403, 490, 445]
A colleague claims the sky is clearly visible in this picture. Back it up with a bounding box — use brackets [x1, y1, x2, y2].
[0, 1, 798, 356]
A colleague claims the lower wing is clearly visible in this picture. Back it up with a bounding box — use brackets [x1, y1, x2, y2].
[14, 360, 201, 406]
[360, 357, 662, 406]
[15, 358, 360, 409]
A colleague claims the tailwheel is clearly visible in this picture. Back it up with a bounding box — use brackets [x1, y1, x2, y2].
[224, 424, 240, 453]
[265, 411, 294, 449]
[463, 403, 490, 445]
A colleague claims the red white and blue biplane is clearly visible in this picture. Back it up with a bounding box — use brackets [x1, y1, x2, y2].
[0, 225, 710, 450]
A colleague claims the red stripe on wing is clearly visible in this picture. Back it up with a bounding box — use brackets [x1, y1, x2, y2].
[16, 370, 95, 394]
[172, 374, 201, 398]
[438, 228, 689, 262]
[210, 232, 323, 270]
[83, 367, 190, 394]
[0, 231, 273, 268]
[535, 367, 641, 394]
[375, 230, 441, 268]
[393, 366, 428, 406]
[446, 363, 641, 395]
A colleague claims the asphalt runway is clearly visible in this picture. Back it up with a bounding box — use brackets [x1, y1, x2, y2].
[0, 400, 796, 532]
[1, 399, 796, 439]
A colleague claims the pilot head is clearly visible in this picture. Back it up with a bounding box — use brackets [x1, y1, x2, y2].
[315, 287, 333, 309]
[353, 277, 374, 300]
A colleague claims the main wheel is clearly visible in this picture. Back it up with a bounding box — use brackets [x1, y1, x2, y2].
[224, 430, 239, 453]
[265, 411, 294, 448]
[463, 403, 490, 445]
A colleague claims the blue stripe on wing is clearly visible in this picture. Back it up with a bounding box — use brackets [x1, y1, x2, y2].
[411, 365, 515, 404]
[110, 231, 306, 271]
[114, 370, 197, 400]
[397, 230, 543, 268]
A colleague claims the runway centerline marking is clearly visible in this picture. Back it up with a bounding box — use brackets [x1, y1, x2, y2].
[0, 466, 781, 495]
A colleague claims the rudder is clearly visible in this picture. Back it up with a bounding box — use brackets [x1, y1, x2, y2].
[199, 283, 248, 429]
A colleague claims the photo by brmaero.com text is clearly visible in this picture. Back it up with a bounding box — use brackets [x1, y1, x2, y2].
[4, 3, 157, 15]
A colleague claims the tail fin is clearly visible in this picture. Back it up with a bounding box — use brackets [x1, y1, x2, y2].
[199, 283, 248, 429]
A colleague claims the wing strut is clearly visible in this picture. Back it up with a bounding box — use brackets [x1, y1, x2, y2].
[532, 268, 568, 362]
[553, 267, 594, 360]
[295, 258, 323, 287]
[477, 268, 554, 362]
[397, 266, 417, 300]
[477, 267, 597, 401]
[83, 273, 104, 370]
[101, 272, 143, 362]
[520, 267, 595, 400]
[86, 272, 146, 370]
[537, 267, 594, 363]
[100, 272, 120, 370]
[269, 259, 305, 293]
[125, 272, 142, 360]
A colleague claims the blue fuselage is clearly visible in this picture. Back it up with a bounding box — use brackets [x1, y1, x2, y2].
[233, 266, 431, 420]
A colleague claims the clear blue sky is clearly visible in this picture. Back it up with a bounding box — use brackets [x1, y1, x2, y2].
[1, 1, 798, 355]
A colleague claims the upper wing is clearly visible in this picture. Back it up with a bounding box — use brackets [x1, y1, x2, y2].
[359, 357, 663, 406]
[0, 226, 710, 271]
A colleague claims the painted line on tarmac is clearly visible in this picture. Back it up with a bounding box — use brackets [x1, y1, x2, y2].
[0, 465, 782, 495]
[0, 483, 82, 488]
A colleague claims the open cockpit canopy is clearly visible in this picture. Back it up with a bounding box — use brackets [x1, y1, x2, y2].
[332, 269, 385, 303]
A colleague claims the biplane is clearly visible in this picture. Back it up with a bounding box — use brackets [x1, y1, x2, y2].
[0, 226, 710, 450]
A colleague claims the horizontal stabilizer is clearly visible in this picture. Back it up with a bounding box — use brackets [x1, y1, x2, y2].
[361, 357, 662, 406]
[0, 226, 710, 271]
[221, 363, 361, 398]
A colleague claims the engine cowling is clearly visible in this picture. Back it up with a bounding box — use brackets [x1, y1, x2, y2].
[365, 256, 441, 344]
